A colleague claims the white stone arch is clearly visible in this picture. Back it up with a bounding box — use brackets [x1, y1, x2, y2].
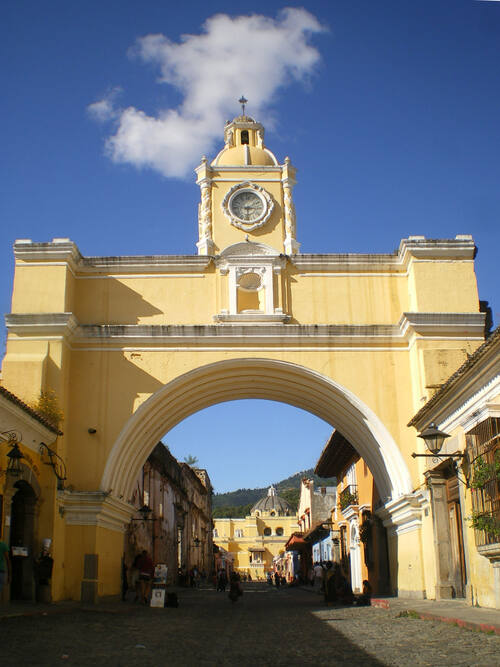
[101, 358, 412, 504]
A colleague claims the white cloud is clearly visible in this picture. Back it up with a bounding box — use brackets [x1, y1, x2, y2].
[87, 87, 122, 122]
[90, 8, 325, 179]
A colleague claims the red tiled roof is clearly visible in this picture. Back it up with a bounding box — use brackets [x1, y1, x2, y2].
[0, 385, 62, 435]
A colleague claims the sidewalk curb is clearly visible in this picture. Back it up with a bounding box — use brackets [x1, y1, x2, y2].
[370, 598, 500, 636]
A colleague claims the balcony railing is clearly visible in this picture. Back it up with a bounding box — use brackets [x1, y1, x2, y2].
[339, 485, 358, 511]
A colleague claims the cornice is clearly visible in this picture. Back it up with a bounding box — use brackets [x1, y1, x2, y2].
[291, 253, 401, 273]
[73, 322, 403, 347]
[12, 237, 475, 278]
[14, 240, 213, 275]
[398, 236, 475, 262]
[377, 492, 429, 535]
[399, 312, 486, 338]
[210, 165, 282, 173]
[6, 313, 487, 348]
[5, 313, 78, 337]
[14, 240, 83, 266]
[80, 255, 212, 274]
[292, 237, 475, 273]
[60, 491, 134, 533]
[213, 313, 291, 324]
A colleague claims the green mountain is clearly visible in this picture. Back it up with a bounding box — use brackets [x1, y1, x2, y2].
[212, 469, 336, 518]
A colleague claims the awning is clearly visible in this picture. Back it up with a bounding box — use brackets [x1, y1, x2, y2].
[285, 532, 308, 551]
[248, 547, 266, 552]
[315, 430, 358, 478]
[302, 522, 330, 543]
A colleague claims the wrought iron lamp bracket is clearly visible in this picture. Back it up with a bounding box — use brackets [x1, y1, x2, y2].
[39, 441, 67, 489]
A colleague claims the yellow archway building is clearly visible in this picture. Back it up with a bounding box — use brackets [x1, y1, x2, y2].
[1, 112, 485, 601]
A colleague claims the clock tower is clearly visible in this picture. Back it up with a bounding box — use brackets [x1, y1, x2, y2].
[195, 105, 299, 257]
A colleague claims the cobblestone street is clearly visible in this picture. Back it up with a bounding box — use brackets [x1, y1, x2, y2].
[3, 584, 500, 666]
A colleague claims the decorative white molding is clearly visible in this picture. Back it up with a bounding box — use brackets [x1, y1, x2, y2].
[399, 312, 486, 338]
[219, 241, 280, 257]
[292, 238, 475, 273]
[342, 505, 359, 521]
[377, 492, 429, 535]
[215, 249, 286, 319]
[197, 174, 214, 256]
[398, 237, 476, 262]
[5, 313, 78, 337]
[213, 313, 290, 324]
[444, 377, 500, 434]
[477, 543, 500, 564]
[60, 491, 134, 533]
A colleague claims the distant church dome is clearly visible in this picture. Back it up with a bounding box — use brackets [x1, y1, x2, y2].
[250, 485, 292, 517]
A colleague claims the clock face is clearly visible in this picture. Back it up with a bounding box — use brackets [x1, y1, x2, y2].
[222, 182, 274, 231]
[230, 190, 265, 222]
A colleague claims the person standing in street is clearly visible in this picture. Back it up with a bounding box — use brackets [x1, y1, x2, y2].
[313, 561, 324, 594]
[135, 550, 154, 604]
[0, 540, 11, 600]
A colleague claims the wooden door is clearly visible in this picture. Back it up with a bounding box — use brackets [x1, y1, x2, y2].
[446, 475, 466, 598]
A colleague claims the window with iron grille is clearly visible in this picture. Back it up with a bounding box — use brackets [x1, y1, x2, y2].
[466, 417, 500, 547]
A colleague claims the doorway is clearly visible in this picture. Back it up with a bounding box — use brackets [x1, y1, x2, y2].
[445, 472, 466, 598]
[10, 480, 37, 600]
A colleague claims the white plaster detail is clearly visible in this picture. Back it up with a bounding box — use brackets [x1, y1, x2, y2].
[378, 492, 429, 536]
[60, 491, 134, 533]
[215, 246, 286, 320]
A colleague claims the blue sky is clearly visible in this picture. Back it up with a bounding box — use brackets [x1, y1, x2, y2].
[1, 1, 499, 492]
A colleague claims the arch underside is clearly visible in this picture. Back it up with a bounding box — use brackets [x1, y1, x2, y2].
[102, 359, 412, 504]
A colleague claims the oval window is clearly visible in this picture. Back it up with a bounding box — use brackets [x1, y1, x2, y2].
[238, 272, 262, 290]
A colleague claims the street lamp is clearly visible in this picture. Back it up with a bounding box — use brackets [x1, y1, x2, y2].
[412, 422, 464, 459]
[1, 431, 25, 477]
[6, 442, 24, 477]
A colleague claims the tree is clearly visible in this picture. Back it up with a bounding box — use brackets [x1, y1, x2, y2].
[184, 454, 199, 465]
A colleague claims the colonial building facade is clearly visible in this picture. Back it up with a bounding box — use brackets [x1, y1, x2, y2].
[213, 486, 298, 579]
[409, 327, 500, 609]
[315, 431, 391, 596]
[0, 110, 488, 602]
[125, 443, 212, 592]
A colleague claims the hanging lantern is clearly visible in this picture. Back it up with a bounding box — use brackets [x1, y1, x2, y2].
[6, 442, 24, 477]
[417, 422, 451, 456]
